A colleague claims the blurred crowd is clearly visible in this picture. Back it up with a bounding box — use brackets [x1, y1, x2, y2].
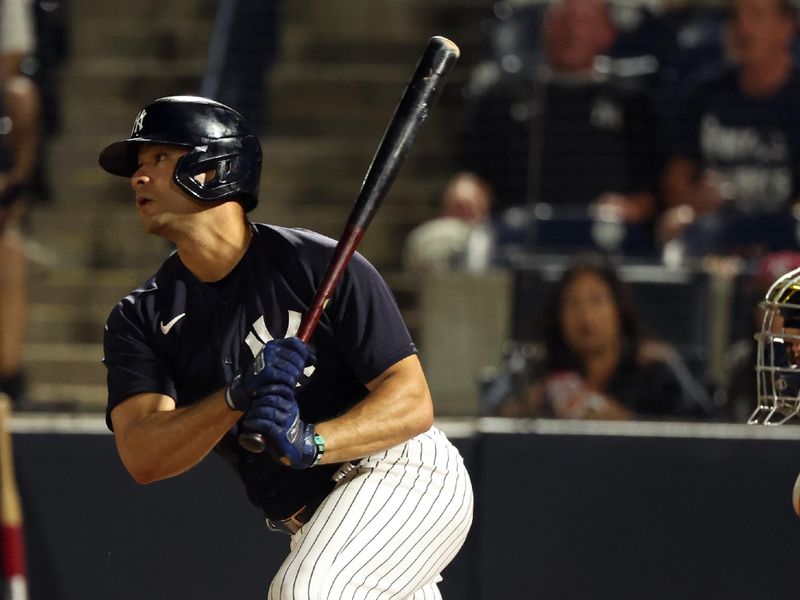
[3, 0, 800, 424]
[0, 0, 65, 408]
[405, 0, 800, 423]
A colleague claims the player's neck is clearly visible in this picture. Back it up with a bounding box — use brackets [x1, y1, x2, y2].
[174, 219, 253, 283]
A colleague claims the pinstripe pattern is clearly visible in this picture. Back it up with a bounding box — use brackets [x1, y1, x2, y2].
[268, 427, 473, 600]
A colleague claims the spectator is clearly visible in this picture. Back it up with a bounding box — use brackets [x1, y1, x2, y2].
[402, 172, 494, 273]
[485, 254, 712, 420]
[200, 0, 281, 136]
[446, 0, 662, 233]
[0, 0, 41, 407]
[1, 0, 36, 80]
[660, 0, 800, 260]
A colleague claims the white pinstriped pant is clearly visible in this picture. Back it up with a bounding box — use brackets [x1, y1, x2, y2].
[267, 427, 474, 600]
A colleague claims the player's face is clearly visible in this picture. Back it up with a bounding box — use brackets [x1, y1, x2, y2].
[130, 144, 203, 235]
[727, 0, 795, 67]
[559, 271, 621, 359]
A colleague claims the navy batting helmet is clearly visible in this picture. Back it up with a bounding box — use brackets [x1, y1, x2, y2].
[98, 96, 262, 211]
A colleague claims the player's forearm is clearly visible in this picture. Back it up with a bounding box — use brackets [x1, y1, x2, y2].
[315, 355, 433, 464]
[113, 390, 240, 484]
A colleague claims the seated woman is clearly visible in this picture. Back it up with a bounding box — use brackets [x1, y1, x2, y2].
[490, 254, 712, 420]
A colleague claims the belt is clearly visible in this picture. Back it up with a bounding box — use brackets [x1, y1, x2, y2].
[265, 460, 360, 535]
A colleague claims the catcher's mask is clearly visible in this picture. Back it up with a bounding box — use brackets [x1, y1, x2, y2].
[98, 95, 262, 211]
[751, 266, 800, 425]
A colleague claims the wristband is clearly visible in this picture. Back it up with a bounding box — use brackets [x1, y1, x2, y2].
[311, 432, 325, 466]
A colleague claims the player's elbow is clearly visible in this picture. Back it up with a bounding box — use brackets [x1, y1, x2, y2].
[115, 438, 169, 485]
[409, 386, 435, 436]
[119, 453, 162, 485]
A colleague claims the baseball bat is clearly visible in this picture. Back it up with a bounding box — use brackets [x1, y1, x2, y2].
[238, 35, 460, 454]
[0, 396, 28, 599]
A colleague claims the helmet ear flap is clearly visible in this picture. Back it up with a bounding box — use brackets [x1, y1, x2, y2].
[173, 137, 261, 210]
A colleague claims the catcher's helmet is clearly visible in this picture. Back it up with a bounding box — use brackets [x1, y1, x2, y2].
[752, 265, 800, 425]
[98, 96, 262, 211]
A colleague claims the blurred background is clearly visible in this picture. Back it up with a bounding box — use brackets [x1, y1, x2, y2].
[5, 0, 493, 413]
[5, 0, 800, 598]
[4, 0, 792, 421]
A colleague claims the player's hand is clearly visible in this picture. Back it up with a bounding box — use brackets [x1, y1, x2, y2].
[225, 337, 309, 413]
[543, 372, 590, 418]
[242, 386, 321, 469]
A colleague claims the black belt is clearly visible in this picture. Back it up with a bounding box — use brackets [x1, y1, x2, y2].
[265, 460, 360, 535]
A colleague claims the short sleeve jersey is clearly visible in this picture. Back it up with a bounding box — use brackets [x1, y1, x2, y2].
[670, 66, 800, 214]
[103, 224, 416, 518]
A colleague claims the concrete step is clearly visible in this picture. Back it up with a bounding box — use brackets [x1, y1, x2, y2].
[282, 0, 490, 34]
[59, 59, 206, 109]
[29, 267, 153, 306]
[23, 343, 105, 388]
[69, 0, 216, 23]
[71, 18, 211, 62]
[25, 207, 170, 269]
[280, 23, 488, 67]
[27, 383, 107, 411]
[261, 136, 456, 183]
[268, 63, 467, 137]
[26, 304, 108, 345]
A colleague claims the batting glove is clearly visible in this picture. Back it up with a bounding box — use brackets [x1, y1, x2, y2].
[242, 387, 324, 469]
[225, 337, 309, 413]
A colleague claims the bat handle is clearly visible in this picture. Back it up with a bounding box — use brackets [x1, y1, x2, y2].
[236, 226, 364, 454]
[237, 430, 268, 454]
[237, 320, 317, 454]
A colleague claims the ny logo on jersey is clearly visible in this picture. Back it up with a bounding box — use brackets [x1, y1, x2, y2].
[131, 109, 147, 136]
[245, 311, 315, 379]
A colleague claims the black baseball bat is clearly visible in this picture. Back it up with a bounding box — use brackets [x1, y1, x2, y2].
[238, 35, 461, 454]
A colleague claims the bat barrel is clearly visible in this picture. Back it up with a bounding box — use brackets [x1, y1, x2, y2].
[349, 36, 460, 230]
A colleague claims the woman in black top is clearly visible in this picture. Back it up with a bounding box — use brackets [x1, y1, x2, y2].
[493, 255, 712, 420]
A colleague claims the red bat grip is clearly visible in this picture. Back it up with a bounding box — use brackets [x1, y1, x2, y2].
[296, 225, 366, 342]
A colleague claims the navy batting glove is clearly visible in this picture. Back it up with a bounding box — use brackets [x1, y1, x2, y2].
[225, 337, 309, 413]
[242, 389, 323, 469]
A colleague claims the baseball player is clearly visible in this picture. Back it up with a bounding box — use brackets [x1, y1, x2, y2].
[100, 96, 473, 599]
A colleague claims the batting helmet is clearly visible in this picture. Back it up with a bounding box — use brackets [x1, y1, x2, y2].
[98, 96, 262, 211]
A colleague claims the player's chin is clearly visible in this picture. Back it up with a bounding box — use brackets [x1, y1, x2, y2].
[139, 213, 168, 236]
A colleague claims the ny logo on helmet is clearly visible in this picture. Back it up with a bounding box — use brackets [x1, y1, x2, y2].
[131, 109, 147, 136]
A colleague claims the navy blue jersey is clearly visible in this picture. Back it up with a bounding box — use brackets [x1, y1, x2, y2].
[670, 66, 800, 213]
[103, 223, 416, 518]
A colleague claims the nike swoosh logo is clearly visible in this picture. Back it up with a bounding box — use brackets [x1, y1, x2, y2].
[160, 313, 186, 335]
